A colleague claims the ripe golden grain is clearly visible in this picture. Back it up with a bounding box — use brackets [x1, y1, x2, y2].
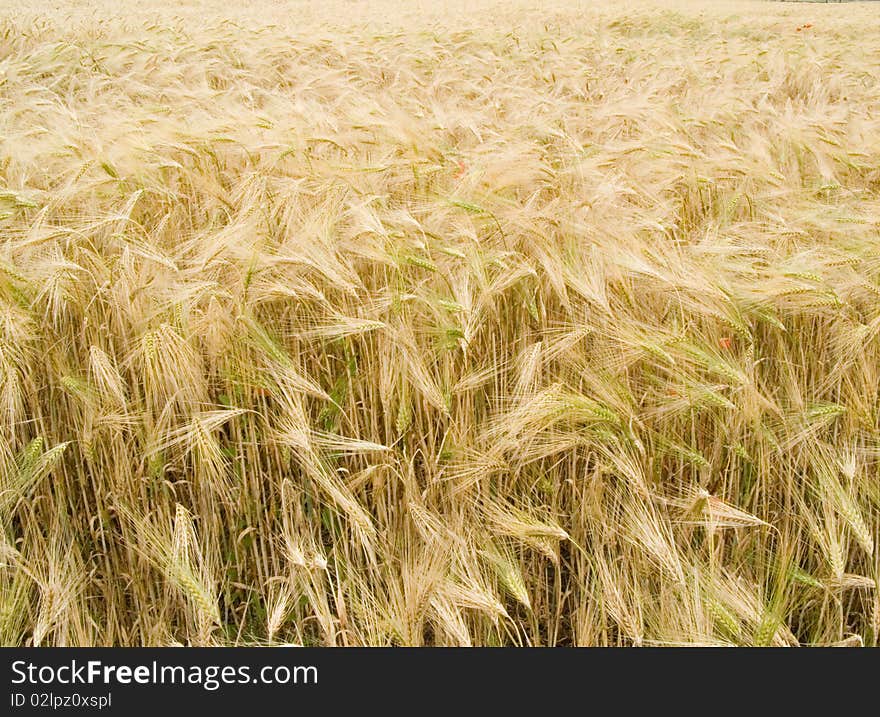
[0, 0, 879, 646]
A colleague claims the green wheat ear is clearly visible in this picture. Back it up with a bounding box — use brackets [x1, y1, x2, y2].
[100, 161, 119, 178]
[3, 439, 69, 517]
[707, 598, 741, 641]
[395, 396, 412, 435]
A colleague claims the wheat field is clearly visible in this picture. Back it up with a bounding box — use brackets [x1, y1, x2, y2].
[1, 0, 879, 646]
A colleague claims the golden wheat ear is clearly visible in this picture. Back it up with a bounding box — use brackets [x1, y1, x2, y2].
[116, 503, 221, 643]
